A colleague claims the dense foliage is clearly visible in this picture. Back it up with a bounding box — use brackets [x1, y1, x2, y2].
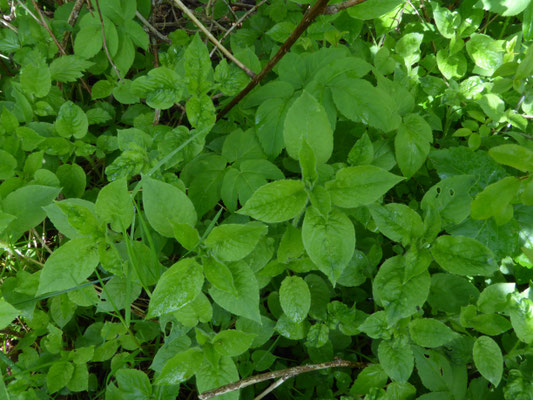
[1, 0, 533, 398]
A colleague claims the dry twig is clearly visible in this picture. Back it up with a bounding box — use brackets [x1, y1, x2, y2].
[60, 0, 86, 49]
[171, 0, 256, 78]
[198, 359, 365, 400]
[136, 10, 171, 43]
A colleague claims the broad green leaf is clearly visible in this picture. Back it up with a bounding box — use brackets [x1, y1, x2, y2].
[348, 132, 373, 166]
[347, 0, 403, 19]
[428, 274, 479, 314]
[408, 318, 457, 348]
[124, 19, 149, 50]
[214, 59, 249, 96]
[184, 34, 213, 95]
[205, 222, 267, 262]
[369, 203, 424, 246]
[172, 222, 200, 251]
[350, 364, 388, 395]
[277, 224, 304, 263]
[299, 139, 318, 184]
[212, 330, 256, 357]
[74, 24, 102, 59]
[209, 261, 261, 323]
[279, 276, 311, 323]
[156, 348, 203, 385]
[412, 347, 459, 394]
[95, 177, 133, 231]
[477, 283, 515, 315]
[47, 362, 74, 394]
[325, 165, 404, 208]
[147, 258, 203, 318]
[373, 256, 430, 323]
[255, 97, 291, 158]
[20, 61, 51, 98]
[203, 257, 237, 295]
[473, 336, 503, 386]
[488, 144, 533, 172]
[378, 338, 413, 383]
[132, 67, 184, 109]
[0, 298, 18, 330]
[509, 301, 533, 344]
[0, 149, 16, 180]
[302, 206, 355, 285]
[221, 129, 264, 163]
[396, 33, 423, 66]
[55, 101, 88, 139]
[2, 185, 61, 242]
[480, 0, 532, 16]
[433, 4, 461, 38]
[466, 34, 504, 75]
[37, 237, 99, 295]
[173, 292, 213, 328]
[238, 179, 307, 223]
[142, 177, 197, 238]
[114, 34, 135, 78]
[196, 357, 239, 400]
[395, 114, 433, 177]
[477, 94, 505, 123]
[186, 94, 215, 130]
[114, 369, 152, 398]
[436, 49, 467, 80]
[471, 177, 520, 225]
[283, 90, 333, 164]
[275, 314, 309, 340]
[331, 78, 401, 132]
[431, 235, 498, 276]
[50, 55, 94, 82]
[56, 163, 86, 198]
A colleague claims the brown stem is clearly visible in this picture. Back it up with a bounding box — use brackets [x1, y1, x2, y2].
[216, 0, 331, 120]
[61, 0, 86, 49]
[323, 0, 367, 14]
[94, 0, 122, 81]
[198, 359, 365, 400]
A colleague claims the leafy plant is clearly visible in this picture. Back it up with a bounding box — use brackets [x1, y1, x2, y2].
[1, 0, 533, 399]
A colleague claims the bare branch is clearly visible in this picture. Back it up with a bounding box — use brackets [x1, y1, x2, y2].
[198, 359, 365, 400]
[61, 0, 86, 49]
[135, 10, 171, 43]
[171, 0, 256, 78]
[323, 0, 367, 14]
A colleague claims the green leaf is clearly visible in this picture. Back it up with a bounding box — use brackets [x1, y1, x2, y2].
[147, 258, 204, 318]
[203, 257, 237, 295]
[238, 179, 307, 223]
[184, 34, 213, 95]
[20, 61, 51, 98]
[113, 34, 134, 77]
[473, 336, 503, 386]
[348, 132, 373, 166]
[0, 149, 16, 180]
[436, 49, 467, 80]
[480, 0, 532, 16]
[275, 314, 309, 340]
[114, 369, 152, 399]
[205, 222, 267, 262]
[37, 237, 99, 295]
[74, 24, 102, 59]
[92, 80, 114, 99]
[395, 114, 433, 178]
[279, 276, 311, 323]
[373, 256, 430, 323]
[477, 283, 515, 314]
[477, 94, 506, 122]
[56, 163, 86, 199]
[326, 165, 404, 208]
[124, 19, 149, 50]
[369, 203, 424, 246]
[433, 4, 461, 39]
[331, 78, 401, 133]
[142, 177, 197, 238]
[2, 185, 61, 242]
[196, 357, 239, 400]
[408, 318, 457, 348]
[488, 144, 533, 172]
[350, 364, 388, 395]
[50, 55, 94, 82]
[378, 338, 414, 383]
[95, 177, 133, 231]
[208, 261, 261, 323]
[186, 94, 216, 130]
[0, 298, 18, 330]
[431, 235, 498, 276]
[302, 206, 355, 285]
[471, 177, 520, 225]
[509, 301, 533, 344]
[212, 330, 256, 357]
[255, 97, 291, 158]
[283, 90, 333, 164]
[347, 0, 402, 19]
[132, 67, 184, 109]
[47, 362, 74, 394]
[55, 101, 88, 139]
[466, 34, 504, 75]
[156, 348, 203, 385]
[221, 129, 264, 163]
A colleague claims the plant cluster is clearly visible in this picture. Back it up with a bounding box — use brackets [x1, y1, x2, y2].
[1, 0, 533, 399]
